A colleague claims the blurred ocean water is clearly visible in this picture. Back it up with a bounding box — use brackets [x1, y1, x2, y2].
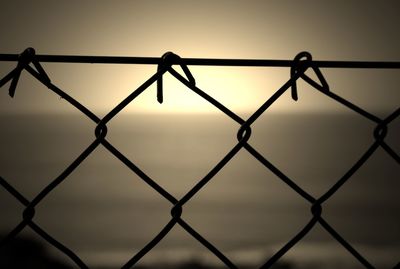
[0, 112, 399, 268]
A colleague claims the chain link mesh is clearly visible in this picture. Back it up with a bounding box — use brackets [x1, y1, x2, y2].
[0, 48, 399, 268]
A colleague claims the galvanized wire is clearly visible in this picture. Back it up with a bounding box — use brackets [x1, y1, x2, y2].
[0, 48, 399, 268]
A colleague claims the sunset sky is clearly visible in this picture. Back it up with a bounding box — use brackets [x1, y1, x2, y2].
[0, 0, 399, 115]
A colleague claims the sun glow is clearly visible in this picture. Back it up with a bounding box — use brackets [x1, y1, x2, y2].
[4, 62, 358, 116]
[125, 66, 291, 115]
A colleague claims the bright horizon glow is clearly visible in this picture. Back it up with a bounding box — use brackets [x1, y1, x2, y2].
[1, 62, 398, 116]
[128, 67, 274, 114]
[114, 66, 316, 115]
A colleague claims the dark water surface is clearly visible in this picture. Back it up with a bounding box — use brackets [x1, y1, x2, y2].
[0, 113, 399, 268]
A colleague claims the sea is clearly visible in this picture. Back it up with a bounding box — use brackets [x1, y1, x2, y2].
[0, 112, 399, 269]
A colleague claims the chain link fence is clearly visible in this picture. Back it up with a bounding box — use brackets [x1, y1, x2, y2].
[0, 48, 399, 268]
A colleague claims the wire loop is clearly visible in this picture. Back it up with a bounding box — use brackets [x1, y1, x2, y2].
[157, 51, 195, 103]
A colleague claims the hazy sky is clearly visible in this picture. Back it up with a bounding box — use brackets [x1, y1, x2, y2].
[0, 0, 399, 115]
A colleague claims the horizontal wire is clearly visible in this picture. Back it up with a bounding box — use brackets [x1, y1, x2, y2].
[1, 53, 400, 68]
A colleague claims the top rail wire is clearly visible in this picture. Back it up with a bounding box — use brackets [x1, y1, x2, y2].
[1, 53, 400, 68]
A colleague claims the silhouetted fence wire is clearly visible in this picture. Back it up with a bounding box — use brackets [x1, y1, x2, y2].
[0, 48, 399, 269]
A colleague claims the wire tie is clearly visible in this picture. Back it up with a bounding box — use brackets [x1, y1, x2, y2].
[7, 47, 51, 98]
[291, 51, 329, 101]
[157, 52, 196, 104]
